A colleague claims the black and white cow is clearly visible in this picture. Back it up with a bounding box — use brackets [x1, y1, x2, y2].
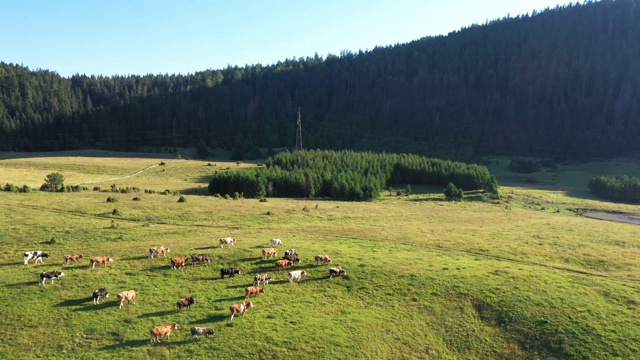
[93, 288, 110, 304]
[190, 327, 215, 340]
[253, 274, 273, 286]
[220, 267, 241, 278]
[284, 253, 300, 264]
[284, 249, 297, 258]
[39, 271, 64, 285]
[24, 251, 49, 265]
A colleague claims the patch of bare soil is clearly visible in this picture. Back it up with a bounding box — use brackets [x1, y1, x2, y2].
[582, 212, 640, 225]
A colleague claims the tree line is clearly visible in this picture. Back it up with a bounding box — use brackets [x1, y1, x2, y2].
[207, 150, 498, 201]
[588, 174, 640, 203]
[1, 1, 639, 161]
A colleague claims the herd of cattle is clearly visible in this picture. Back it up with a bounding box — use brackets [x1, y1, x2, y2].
[22, 238, 347, 343]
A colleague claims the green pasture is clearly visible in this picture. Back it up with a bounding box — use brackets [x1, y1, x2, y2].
[1, 151, 639, 359]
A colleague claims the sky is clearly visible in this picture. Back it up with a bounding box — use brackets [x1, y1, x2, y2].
[1, 0, 580, 77]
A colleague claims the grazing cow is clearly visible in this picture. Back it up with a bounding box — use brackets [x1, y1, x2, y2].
[253, 274, 273, 286]
[329, 266, 347, 279]
[39, 271, 64, 285]
[275, 259, 293, 271]
[220, 267, 241, 278]
[150, 322, 178, 343]
[284, 249, 297, 257]
[262, 248, 277, 259]
[288, 270, 307, 283]
[270, 238, 284, 247]
[190, 327, 215, 340]
[90, 256, 113, 269]
[93, 288, 110, 304]
[284, 253, 300, 263]
[314, 255, 333, 265]
[230, 301, 254, 320]
[245, 286, 265, 300]
[148, 246, 170, 258]
[171, 257, 189, 269]
[191, 254, 210, 266]
[63, 254, 83, 266]
[218, 237, 236, 248]
[117, 290, 137, 309]
[24, 251, 49, 265]
[177, 297, 197, 312]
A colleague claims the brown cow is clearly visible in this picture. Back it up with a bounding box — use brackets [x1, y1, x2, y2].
[62, 254, 83, 266]
[219, 237, 236, 248]
[90, 256, 113, 269]
[329, 266, 347, 279]
[171, 257, 189, 269]
[245, 286, 265, 300]
[314, 255, 332, 265]
[117, 290, 137, 309]
[191, 254, 210, 266]
[150, 322, 178, 343]
[149, 246, 170, 258]
[275, 259, 292, 271]
[262, 248, 277, 259]
[230, 301, 254, 320]
[177, 297, 197, 312]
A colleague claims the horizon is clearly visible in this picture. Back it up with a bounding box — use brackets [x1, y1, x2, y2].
[1, 0, 580, 77]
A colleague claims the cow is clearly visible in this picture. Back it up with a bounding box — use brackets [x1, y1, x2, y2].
[261, 248, 277, 259]
[329, 266, 347, 279]
[289, 270, 307, 283]
[171, 257, 189, 269]
[191, 254, 210, 266]
[284, 249, 297, 257]
[150, 322, 178, 343]
[314, 255, 332, 265]
[230, 301, 254, 320]
[219, 237, 236, 248]
[117, 290, 137, 309]
[253, 274, 273, 286]
[148, 246, 170, 258]
[63, 254, 83, 266]
[275, 259, 293, 271]
[190, 327, 215, 340]
[245, 286, 265, 300]
[284, 253, 300, 264]
[270, 238, 284, 248]
[177, 297, 197, 312]
[39, 271, 64, 285]
[24, 251, 49, 265]
[220, 267, 241, 278]
[90, 256, 113, 269]
[93, 288, 110, 304]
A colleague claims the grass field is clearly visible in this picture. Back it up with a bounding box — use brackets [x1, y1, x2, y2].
[1, 150, 639, 359]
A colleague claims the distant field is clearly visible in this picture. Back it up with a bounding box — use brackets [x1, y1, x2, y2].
[1, 151, 639, 359]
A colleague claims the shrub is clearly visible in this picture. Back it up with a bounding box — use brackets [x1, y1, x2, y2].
[112, 208, 120, 215]
[106, 197, 118, 203]
[233, 192, 240, 200]
[163, 189, 171, 195]
[224, 194, 231, 200]
[40, 172, 65, 192]
[132, 197, 141, 201]
[4, 183, 18, 192]
[48, 236, 58, 244]
[20, 185, 31, 193]
[259, 197, 268, 202]
[93, 186, 101, 191]
[178, 196, 187, 203]
[444, 182, 464, 201]
[159, 161, 166, 166]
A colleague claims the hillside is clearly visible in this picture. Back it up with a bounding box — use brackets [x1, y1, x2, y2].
[1, 0, 639, 160]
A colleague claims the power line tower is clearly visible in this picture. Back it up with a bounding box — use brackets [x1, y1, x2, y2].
[295, 107, 303, 151]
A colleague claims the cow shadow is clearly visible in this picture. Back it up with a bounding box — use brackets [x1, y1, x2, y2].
[4, 280, 39, 287]
[191, 313, 228, 324]
[148, 265, 172, 271]
[99, 339, 149, 350]
[57, 297, 92, 307]
[138, 310, 176, 319]
[194, 246, 218, 250]
[0, 261, 24, 267]
[121, 255, 148, 261]
[225, 284, 252, 289]
[76, 301, 119, 311]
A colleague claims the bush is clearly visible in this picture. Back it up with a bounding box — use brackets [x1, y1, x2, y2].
[4, 183, 18, 192]
[163, 189, 171, 195]
[112, 208, 120, 215]
[177, 196, 187, 203]
[132, 197, 141, 201]
[20, 185, 32, 193]
[259, 197, 268, 202]
[40, 172, 65, 192]
[444, 182, 464, 201]
[93, 186, 101, 191]
[106, 197, 118, 203]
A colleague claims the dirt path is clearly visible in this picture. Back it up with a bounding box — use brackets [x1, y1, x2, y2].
[71, 163, 162, 186]
[582, 212, 640, 225]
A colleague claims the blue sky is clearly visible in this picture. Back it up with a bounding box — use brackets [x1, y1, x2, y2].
[1, 0, 578, 77]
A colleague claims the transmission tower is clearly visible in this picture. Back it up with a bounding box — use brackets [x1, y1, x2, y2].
[295, 107, 303, 151]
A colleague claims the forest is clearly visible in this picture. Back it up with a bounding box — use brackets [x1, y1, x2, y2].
[0, 0, 639, 161]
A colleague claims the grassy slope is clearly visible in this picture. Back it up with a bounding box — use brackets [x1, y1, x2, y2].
[0, 151, 639, 359]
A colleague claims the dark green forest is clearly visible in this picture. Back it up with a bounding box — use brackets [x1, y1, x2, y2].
[1, 0, 639, 160]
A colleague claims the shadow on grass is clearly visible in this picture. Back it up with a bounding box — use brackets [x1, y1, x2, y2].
[57, 297, 91, 307]
[4, 280, 39, 287]
[76, 301, 119, 311]
[0, 261, 25, 267]
[191, 313, 228, 324]
[194, 246, 218, 250]
[121, 255, 148, 261]
[99, 339, 149, 351]
[138, 310, 176, 319]
[148, 265, 172, 271]
[211, 295, 245, 303]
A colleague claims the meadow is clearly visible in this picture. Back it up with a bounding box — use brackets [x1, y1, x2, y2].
[1, 150, 639, 359]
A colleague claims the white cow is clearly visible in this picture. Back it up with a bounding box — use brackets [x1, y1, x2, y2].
[219, 237, 236, 248]
[270, 238, 284, 247]
[24, 251, 49, 265]
[288, 270, 308, 283]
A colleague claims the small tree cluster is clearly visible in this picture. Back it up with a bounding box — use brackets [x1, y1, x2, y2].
[589, 174, 640, 203]
[40, 172, 65, 192]
[444, 182, 464, 201]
